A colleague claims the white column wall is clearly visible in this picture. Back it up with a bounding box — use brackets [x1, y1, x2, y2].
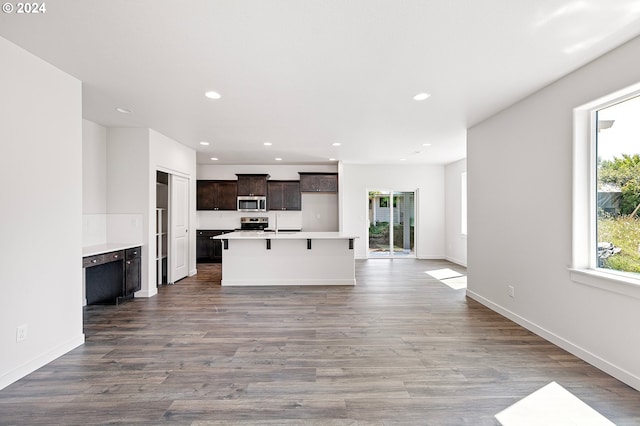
[467, 35, 640, 390]
[150, 129, 197, 278]
[0, 36, 84, 389]
[444, 158, 467, 266]
[106, 128, 153, 296]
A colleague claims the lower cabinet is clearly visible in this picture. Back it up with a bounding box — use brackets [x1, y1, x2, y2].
[197, 230, 230, 263]
[124, 247, 141, 296]
[83, 245, 142, 305]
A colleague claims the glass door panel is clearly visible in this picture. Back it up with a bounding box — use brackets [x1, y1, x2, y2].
[368, 190, 415, 258]
[368, 191, 391, 257]
[392, 191, 415, 257]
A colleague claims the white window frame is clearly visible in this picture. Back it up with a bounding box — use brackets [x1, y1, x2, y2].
[461, 171, 467, 236]
[571, 82, 640, 300]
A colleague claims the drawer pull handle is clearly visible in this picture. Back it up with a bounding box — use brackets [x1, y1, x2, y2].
[114, 255, 118, 258]
[91, 259, 97, 263]
[126, 261, 131, 265]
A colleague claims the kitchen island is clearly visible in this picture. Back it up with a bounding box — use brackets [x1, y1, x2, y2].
[213, 231, 356, 286]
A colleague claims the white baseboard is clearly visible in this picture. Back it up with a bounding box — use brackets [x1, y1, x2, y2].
[135, 287, 158, 298]
[222, 278, 356, 286]
[0, 334, 85, 390]
[466, 290, 640, 392]
[445, 255, 467, 267]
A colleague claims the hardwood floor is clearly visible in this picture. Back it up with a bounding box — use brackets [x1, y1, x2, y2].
[1, 259, 639, 425]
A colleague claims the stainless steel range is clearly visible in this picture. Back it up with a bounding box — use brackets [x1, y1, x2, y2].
[239, 217, 269, 231]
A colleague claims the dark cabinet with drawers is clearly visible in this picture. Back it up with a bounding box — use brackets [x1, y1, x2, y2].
[83, 246, 141, 305]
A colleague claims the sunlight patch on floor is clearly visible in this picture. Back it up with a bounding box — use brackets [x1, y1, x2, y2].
[495, 381, 615, 426]
[425, 268, 467, 290]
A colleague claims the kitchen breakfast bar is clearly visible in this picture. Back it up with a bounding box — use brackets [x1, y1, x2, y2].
[213, 231, 357, 286]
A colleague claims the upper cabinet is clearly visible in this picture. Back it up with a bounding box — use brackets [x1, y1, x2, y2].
[268, 181, 301, 211]
[299, 172, 338, 193]
[196, 180, 237, 210]
[236, 174, 269, 196]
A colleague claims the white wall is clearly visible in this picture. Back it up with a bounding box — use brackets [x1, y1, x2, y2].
[467, 35, 640, 390]
[197, 164, 337, 180]
[340, 164, 445, 259]
[0, 37, 84, 389]
[445, 158, 467, 266]
[107, 128, 152, 295]
[82, 119, 107, 214]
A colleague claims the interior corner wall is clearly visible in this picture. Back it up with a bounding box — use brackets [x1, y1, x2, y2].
[467, 35, 640, 390]
[340, 163, 445, 259]
[82, 119, 107, 214]
[106, 128, 153, 297]
[0, 36, 84, 389]
[444, 158, 467, 266]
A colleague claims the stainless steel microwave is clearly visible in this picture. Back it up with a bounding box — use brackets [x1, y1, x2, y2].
[237, 196, 267, 212]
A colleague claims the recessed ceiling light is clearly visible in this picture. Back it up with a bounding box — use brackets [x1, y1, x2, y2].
[329, 158, 337, 161]
[205, 91, 221, 99]
[264, 142, 272, 146]
[332, 142, 341, 146]
[115, 107, 131, 114]
[422, 143, 432, 147]
[400, 158, 407, 161]
[200, 141, 210, 146]
[413, 93, 431, 101]
[210, 157, 218, 161]
[275, 157, 282, 161]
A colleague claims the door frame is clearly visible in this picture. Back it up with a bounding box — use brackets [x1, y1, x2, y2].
[366, 188, 418, 259]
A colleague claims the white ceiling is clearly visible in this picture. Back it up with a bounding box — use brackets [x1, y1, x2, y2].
[2, 1, 640, 165]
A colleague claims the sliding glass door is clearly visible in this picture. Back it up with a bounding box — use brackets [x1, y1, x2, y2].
[368, 190, 416, 258]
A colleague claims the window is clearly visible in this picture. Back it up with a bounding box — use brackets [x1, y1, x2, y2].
[572, 83, 640, 299]
[596, 96, 640, 276]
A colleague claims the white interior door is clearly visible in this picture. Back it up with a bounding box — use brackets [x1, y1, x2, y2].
[170, 174, 189, 282]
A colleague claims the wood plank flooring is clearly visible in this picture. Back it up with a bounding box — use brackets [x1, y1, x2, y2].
[1, 259, 639, 425]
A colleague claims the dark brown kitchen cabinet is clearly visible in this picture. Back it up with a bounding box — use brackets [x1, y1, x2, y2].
[299, 172, 338, 193]
[124, 247, 141, 295]
[236, 174, 269, 196]
[197, 230, 230, 263]
[83, 245, 141, 305]
[268, 180, 301, 211]
[197, 180, 237, 210]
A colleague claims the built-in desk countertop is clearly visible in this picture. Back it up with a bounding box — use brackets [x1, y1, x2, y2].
[83, 243, 142, 257]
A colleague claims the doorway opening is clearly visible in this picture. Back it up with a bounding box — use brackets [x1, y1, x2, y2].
[156, 171, 190, 285]
[368, 190, 416, 258]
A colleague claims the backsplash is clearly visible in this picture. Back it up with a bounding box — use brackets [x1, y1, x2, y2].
[196, 210, 302, 230]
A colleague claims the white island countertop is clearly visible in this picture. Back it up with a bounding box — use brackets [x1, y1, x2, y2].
[214, 231, 357, 240]
[212, 231, 357, 286]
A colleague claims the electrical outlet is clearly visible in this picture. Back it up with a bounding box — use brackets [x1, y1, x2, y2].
[508, 285, 515, 298]
[16, 324, 28, 342]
